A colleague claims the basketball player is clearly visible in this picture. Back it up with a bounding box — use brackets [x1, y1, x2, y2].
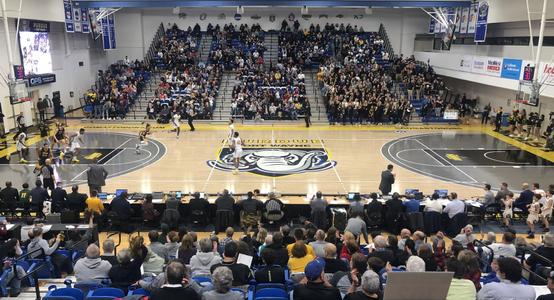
[136, 123, 151, 154]
[502, 192, 514, 228]
[172, 110, 181, 138]
[15, 131, 28, 163]
[527, 193, 541, 238]
[68, 128, 85, 163]
[53, 123, 68, 158]
[541, 189, 553, 232]
[37, 142, 53, 166]
[231, 131, 243, 175]
[228, 118, 235, 144]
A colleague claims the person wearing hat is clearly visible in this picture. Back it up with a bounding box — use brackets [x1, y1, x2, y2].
[344, 270, 382, 300]
[293, 258, 341, 300]
[537, 271, 554, 300]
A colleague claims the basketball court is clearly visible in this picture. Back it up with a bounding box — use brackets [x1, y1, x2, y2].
[2, 121, 552, 198]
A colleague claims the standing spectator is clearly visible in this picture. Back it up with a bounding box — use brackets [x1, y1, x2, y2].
[481, 103, 491, 125]
[37, 98, 47, 122]
[294, 258, 342, 300]
[0, 181, 19, 214]
[310, 191, 328, 229]
[86, 159, 108, 194]
[379, 164, 395, 195]
[215, 189, 235, 233]
[345, 212, 369, 244]
[477, 257, 535, 300]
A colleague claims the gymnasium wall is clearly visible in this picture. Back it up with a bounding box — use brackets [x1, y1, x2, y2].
[108, 7, 430, 63]
[0, 20, 109, 132]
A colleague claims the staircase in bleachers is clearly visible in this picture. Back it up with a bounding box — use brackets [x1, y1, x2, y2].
[213, 71, 239, 120]
[305, 70, 326, 122]
[264, 31, 279, 70]
[199, 33, 213, 64]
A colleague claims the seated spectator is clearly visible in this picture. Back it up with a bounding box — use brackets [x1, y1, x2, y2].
[178, 233, 197, 265]
[325, 227, 343, 255]
[148, 230, 168, 262]
[340, 233, 361, 261]
[294, 258, 342, 300]
[287, 228, 315, 257]
[323, 243, 348, 274]
[255, 247, 286, 283]
[537, 271, 554, 300]
[202, 267, 244, 300]
[445, 258, 476, 300]
[453, 225, 476, 248]
[108, 248, 143, 292]
[477, 257, 535, 300]
[424, 193, 443, 213]
[417, 244, 437, 271]
[458, 250, 481, 291]
[151, 261, 200, 300]
[27, 227, 73, 275]
[310, 191, 328, 229]
[85, 190, 104, 217]
[263, 232, 289, 267]
[190, 238, 222, 277]
[66, 185, 87, 212]
[210, 241, 252, 286]
[367, 235, 394, 265]
[310, 229, 331, 258]
[189, 192, 210, 223]
[288, 241, 315, 273]
[488, 231, 516, 258]
[0, 238, 26, 297]
[412, 231, 426, 251]
[142, 194, 160, 223]
[264, 192, 285, 222]
[74, 244, 111, 283]
[345, 212, 369, 244]
[348, 194, 365, 216]
[525, 232, 554, 271]
[344, 270, 382, 300]
[386, 235, 408, 267]
[165, 231, 180, 259]
[100, 239, 118, 266]
[405, 256, 426, 272]
[143, 249, 165, 275]
[443, 192, 465, 219]
[385, 193, 404, 234]
[282, 225, 296, 245]
[397, 228, 412, 250]
[404, 194, 420, 214]
[331, 253, 368, 295]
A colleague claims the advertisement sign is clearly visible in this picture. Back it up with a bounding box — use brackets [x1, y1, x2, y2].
[485, 57, 502, 77]
[522, 62, 535, 81]
[467, 3, 478, 34]
[459, 55, 473, 73]
[26, 74, 56, 87]
[19, 20, 50, 32]
[63, 0, 74, 32]
[460, 7, 469, 34]
[472, 56, 487, 74]
[539, 63, 554, 86]
[81, 8, 90, 33]
[474, 1, 489, 42]
[13, 65, 25, 80]
[500, 58, 522, 80]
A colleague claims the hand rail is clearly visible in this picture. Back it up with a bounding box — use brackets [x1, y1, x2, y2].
[107, 231, 122, 255]
[16, 248, 44, 261]
[17, 262, 47, 300]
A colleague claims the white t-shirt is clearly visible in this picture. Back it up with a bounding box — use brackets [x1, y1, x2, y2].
[232, 136, 242, 152]
[489, 243, 517, 258]
[172, 114, 181, 127]
[228, 124, 235, 140]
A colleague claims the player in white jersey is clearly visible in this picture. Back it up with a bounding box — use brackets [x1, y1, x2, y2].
[15, 131, 28, 163]
[228, 118, 235, 144]
[172, 110, 181, 138]
[231, 131, 243, 174]
[68, 128, 85, 163]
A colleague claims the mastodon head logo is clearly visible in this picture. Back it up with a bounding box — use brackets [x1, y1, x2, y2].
[207, 148, 337, 177]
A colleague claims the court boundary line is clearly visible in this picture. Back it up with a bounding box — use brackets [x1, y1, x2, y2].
[317, 135, 347, 193]
[71, 137, 132, 181]
[202, 138, 228, 191]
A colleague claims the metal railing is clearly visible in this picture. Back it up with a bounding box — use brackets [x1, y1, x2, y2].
[379, 23, 396, 59]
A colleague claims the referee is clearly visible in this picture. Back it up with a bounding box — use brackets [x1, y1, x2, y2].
[187, 105, 196, 132]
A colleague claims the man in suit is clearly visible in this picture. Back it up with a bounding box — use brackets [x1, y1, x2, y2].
[379, 164, 395, 195]
[87, 159, 108, 194]
[515, 183, 535, 213]
[51, 182, 67, 213]
[66, 185, 88, 212]
[110, 191, 133, 220]
[30, 180, 50, 215]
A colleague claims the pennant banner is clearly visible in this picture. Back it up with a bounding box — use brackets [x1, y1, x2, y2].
[474, 1, 489, 42]
[63, 0, 74, 32]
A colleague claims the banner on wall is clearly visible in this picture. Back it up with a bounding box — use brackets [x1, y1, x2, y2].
[73, 7, 82, 32]
[474, 1, 489, 42]
[63, 0, 74, 32]
[539, 63, 554, 86]
[108, 14, 116, 49]
[521, 61, 535, 81]
[429, 18, 436, 34]
[89, 9, 103, 39]
[500, 58, 522, 80]
[434, 17, 441, 33]
[472, 56, 487, 74]
[459, 55, 473, 72]
[460, 7, 469, 34]
[455, 8, 462, 33]
[467, 3, 478, 34]
[81, 8, 90, 33]
[440, 7, 449, 33]
[101, 14, 116, 50]
[485, 57, 502, 77]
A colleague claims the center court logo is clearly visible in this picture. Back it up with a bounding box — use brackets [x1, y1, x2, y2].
[206, 139, 337, 177]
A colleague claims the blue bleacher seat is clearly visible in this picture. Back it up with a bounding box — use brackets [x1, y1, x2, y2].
[86, 287, 125, 300]
[44, 286, 84, 300]
[127, 287, 150, 296]
[192, 276, 212, 287]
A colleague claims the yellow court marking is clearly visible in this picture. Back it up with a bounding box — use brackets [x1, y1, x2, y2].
[483, 127, 554, 163]
[84, 152, 103, 160]
[445, 153, 463, 161]
[0, 134, 46, 158]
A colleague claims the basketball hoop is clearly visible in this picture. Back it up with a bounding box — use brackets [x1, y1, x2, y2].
[8, 80, 30, 105]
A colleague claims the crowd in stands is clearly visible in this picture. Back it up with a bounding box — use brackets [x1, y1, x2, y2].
[2, 178, 554, 299]
[84, 60, 149, 120]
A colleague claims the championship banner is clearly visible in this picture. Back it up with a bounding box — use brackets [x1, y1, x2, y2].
[467, 3, 478, 34]
[500, 58, 522, 80]
[81, 8, 90, 33]
[429, 18, 436, 34]
[108, 14, 116, 49]
[474, 1, 489, 42]
[460, 7, 469, 34]
[101, 16, 110, 49]
[63, 0, 74, 32]
[73, 6, 82, 32]
[89, 9, 103, 40]
[455, 8, 462, 33]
